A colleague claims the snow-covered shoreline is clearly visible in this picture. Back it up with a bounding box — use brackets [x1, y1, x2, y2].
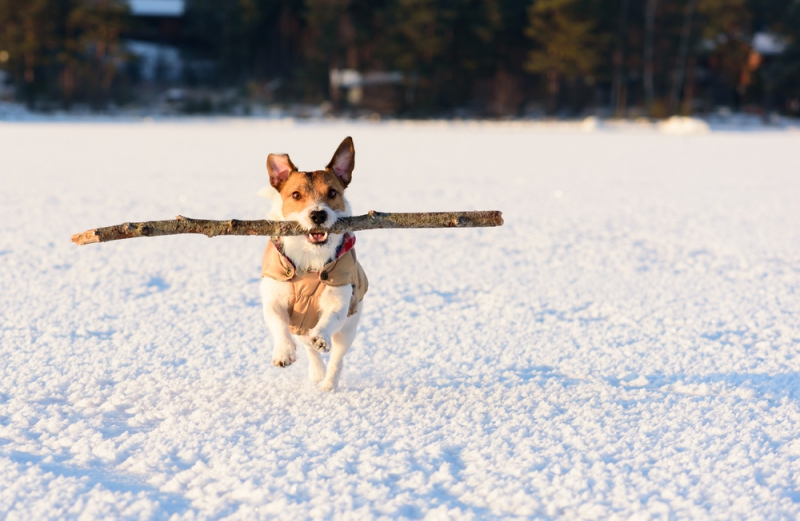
[1, 122, 799, 519]
[2, 101, 800, 135]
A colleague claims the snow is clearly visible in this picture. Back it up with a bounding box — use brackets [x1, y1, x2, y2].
[127, 0, 185, 17]
[1, 120, 800, 519]
[658, 116, 711, 135]
[752, 32, 788, 56]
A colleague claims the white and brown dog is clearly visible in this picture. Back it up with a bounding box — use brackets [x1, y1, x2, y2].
[260, 137, 368, 391]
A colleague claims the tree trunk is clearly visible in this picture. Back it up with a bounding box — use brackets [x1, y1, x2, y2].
[329, 65, 341, 112]
[547, 69, 560, 115]
[72, 211, 505, 246]
[643, 0, 658, 116]
[612, 0, 631, 118]
[668, 0, 698, 115]
[682, 55, 697, 115]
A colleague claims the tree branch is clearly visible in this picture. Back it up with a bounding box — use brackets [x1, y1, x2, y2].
[71, 210, 504, 246]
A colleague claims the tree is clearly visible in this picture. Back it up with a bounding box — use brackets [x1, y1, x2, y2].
[0, 0, 54, 105]
[524, 0, 601, 114]
[643, 0, 658, 115]
[773, 1, 800, 114]
[0, 0, 129, 108]
[60, 0, 130, 107]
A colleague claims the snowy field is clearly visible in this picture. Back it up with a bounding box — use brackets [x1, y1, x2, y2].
[1, 120, 800, 520]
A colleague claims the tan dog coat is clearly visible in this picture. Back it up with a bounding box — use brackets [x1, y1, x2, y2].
[261, 236, 368, 336]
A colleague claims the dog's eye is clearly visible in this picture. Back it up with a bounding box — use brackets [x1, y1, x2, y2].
[291, 191, 301, 200]
[328, 189, 337, 199]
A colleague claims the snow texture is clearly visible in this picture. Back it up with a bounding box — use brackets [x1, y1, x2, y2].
[1, 120, 800, 520]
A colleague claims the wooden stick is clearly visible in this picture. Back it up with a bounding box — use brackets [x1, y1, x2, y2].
[71, 210, 504, 245]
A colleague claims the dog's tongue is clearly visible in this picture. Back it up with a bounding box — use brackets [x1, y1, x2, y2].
[308, 232, 327, 243]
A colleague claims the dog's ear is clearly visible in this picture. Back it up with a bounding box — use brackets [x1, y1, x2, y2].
[327, 137, 355, 186]
[267, 153, 296, 189]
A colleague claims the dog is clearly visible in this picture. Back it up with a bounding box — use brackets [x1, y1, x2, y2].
[260, 137, 368, 391]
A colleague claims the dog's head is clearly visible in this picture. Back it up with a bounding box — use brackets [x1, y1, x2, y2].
[266, 137, 354, 248]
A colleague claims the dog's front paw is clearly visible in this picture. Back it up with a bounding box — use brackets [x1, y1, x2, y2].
[309, 334, 330, 353]
[272, 342, 297, 367]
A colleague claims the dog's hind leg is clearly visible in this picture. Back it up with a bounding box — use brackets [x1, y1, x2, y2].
[296, 337, 326, 383]
[318, 306, 361, 392]
[260, 278, 297, 367]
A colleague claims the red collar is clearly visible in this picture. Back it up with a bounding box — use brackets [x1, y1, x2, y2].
[336, 233, 356, 258]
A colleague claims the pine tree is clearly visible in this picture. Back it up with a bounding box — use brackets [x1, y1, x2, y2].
[0, 0, 54, 105]
[524, 0, 601, 114]
[0, 0, 129, 108]
[60, 0, 130, 107]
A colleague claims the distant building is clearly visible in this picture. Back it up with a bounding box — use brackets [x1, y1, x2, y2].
[124, 0, 186, 83]
[124, 0, 185, 42]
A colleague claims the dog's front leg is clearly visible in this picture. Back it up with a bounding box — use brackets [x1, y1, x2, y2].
[308, 284, 352, 354]
[260, 278, 297, 367]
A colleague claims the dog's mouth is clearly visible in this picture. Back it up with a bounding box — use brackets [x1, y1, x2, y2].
[306, 232, 328, 245]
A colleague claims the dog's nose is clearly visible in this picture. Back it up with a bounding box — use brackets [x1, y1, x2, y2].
[310, 210, 328, 225]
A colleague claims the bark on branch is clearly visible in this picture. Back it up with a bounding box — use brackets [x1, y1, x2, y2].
[71, 210, 504, 246]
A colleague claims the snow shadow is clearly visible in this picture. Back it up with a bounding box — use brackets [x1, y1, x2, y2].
[510, 365, 586, 387]
[5, 449, 192, 515]
[132, 274, 171, 299]
[607, 371, 800, 402]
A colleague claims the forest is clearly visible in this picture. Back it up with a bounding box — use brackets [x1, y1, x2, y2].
[0, 0, 798, 117]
